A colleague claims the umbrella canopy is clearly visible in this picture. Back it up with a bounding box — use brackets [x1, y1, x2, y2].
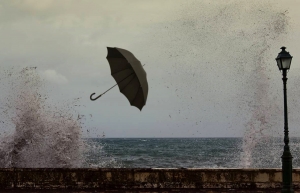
[90, 47, 148, 111]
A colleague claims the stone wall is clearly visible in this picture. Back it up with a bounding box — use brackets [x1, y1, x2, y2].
[0, 168, 300, 192]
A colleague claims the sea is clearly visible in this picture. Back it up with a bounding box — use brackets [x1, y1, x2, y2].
[3, 68, 299, 169]
[83, 137, 300, 169]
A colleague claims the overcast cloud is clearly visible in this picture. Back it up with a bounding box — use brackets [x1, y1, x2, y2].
[0, 0, 300, 138]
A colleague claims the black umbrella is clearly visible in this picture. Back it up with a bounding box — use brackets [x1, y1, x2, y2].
[90, 47, 148, 111]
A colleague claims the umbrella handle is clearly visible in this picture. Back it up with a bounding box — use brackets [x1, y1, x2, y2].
[90, 82, 118, 101]
[89, 72, 133, 101]
[90, 93, 102, 101]
[90, 65, 146, 101]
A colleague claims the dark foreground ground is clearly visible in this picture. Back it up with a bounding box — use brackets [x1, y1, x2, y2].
[0, 189, 297, 193]
[1, 168, 300, 193]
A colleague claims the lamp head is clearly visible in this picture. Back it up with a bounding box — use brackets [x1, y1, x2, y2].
[276, 46, 293, 71]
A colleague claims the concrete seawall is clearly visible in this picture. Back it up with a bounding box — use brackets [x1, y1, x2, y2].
[1, 168, 300, 192]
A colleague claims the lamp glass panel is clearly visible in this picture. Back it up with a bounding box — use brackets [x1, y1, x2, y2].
[276, 58, 282, 69]
[281, 58, 292, 69]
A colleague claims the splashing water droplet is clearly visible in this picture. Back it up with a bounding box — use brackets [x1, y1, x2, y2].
[0, 67, 85, 168]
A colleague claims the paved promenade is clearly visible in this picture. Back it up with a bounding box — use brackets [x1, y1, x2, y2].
[1, 189, 299, 193]
[1, 168, 300, 192]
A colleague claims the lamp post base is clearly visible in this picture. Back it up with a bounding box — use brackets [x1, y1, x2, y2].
[281, 189, 294, 193]
[282, 153, 294, 193]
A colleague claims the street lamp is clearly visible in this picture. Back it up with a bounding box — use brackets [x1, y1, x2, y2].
[276, 46, 294, 193]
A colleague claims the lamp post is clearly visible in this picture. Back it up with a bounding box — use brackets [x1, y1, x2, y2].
[276, 46, 294, 193]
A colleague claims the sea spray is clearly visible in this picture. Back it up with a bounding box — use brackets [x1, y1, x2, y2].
[238, 10, 290, 168]
[143, 0, 293, 167]
[0, 67, 85, 168]
[84, 138, 123, 168]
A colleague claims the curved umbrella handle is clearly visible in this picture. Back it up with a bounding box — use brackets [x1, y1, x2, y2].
[90, 74, 131, 101]
[90, 82, 117, 101]
[90, 93, 103, 101]
[90, 69, 143, 101]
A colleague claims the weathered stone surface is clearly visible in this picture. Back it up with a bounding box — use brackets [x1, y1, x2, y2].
[0, 189, 295, 193]
[0, 168, 299, 191]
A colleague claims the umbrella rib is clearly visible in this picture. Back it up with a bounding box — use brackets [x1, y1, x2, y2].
[111, 67, 133, 76]
[132, 86, 143, 105]
[120, 75, 136, 92]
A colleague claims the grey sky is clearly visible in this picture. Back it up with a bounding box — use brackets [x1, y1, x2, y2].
[1, 0, 300, 138]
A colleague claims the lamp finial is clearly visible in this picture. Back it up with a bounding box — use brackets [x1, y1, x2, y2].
[281, 46, 286, 51]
